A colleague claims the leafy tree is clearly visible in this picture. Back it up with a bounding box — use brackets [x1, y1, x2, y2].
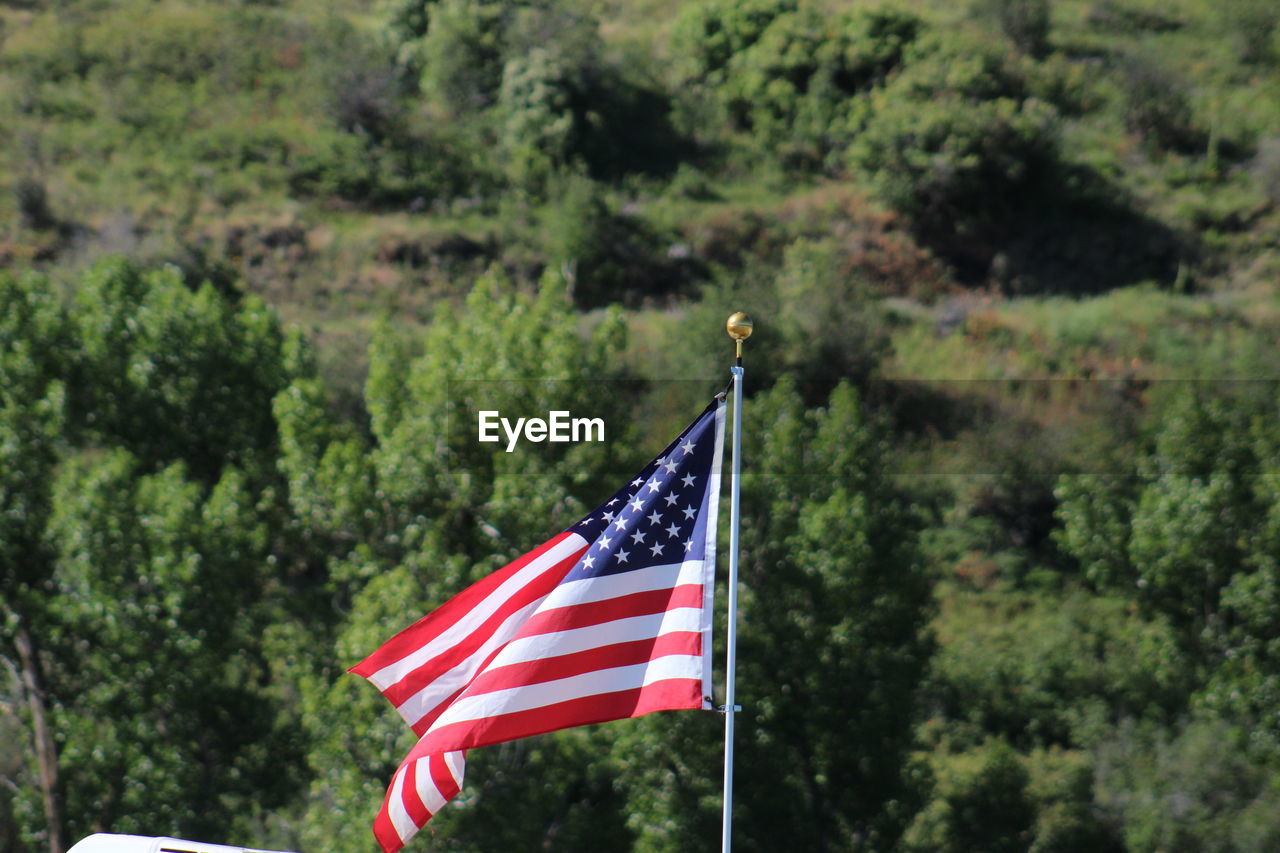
[902, 739, 1035, 853]
[1058, 388, 1271, 650]
[1094, 719, 1280, 852]
[926, 590, 1192, 751]
[1057, 385, 1280, 757]
[0, 272, 74, 853]
[498, 46, 587, 191]
[297, 272, 646, 850]
[72, 258, 292, 484]
[1, 261, 303, 851]
[617, 379, 934, 852]
[27, 454, 299, 843]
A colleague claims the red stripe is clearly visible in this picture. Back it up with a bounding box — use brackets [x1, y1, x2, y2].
[380, 545, 585, 707]
[430, 752, 461, 801]
[373, 782, 405, 853]
[350, 532, 577, 677]
[465, 632, 702, 697]
[401, 760, 431, 828]
[515, 583, 705, 639]
[414, 679, 703, 758]
[402, 582, 701, 734]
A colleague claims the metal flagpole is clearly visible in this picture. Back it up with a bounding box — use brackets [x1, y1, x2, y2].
[722, 312, 753, 853]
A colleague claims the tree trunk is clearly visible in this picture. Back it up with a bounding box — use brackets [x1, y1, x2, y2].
[14, 623, 64, 853]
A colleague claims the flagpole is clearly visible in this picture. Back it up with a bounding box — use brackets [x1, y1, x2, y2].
[722, 311, 753, 853]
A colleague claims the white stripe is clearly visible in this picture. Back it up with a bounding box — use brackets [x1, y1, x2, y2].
[428, 654, 704, 731]
[491, 606, 704, 671]
[700, 402, 726, 706]
[395, 597, 546, 726]
[370, 533, 587, 690]
[414, 757, 449, 815]
[541, 560, 705, 611]
[444, 750, 465, 786]
[386, 765, 416, 843]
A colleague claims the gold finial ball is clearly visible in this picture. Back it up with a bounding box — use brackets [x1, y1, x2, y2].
[726, 312, 754, 341]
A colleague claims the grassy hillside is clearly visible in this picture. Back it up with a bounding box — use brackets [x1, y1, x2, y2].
[3, 0, 1280, 850]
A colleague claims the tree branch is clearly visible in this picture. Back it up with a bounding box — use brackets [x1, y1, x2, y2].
[14, 620, 65, 853]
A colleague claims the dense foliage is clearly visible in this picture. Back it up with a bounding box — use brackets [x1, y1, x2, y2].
[3, 0, 1280, 850]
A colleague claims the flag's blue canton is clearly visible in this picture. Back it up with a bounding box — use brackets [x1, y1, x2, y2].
[564, 402, 720, 580]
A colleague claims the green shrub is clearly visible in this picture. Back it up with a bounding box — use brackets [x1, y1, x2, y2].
[15, 176, 58, 230]
[850, 80, 1060, 266]
[417, 0, 508, 113]
[672, 0, 921, 169]
[770, 239, 887, 391]
[1083, 0, 1182, 33]
[1117, 55, 1202, 153]
[542, 173, 691, 308]
[973, 0, 1052, 58]
[498, 46, 583, 192]
[1225, 0, 1279, 65]
[405, 0, 678, 191]
[286, 131, 376, 201]
[1254, 136, 1280, 204]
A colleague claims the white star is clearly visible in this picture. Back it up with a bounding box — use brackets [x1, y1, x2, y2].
[650, 542, 665, 557]
[646, 510, 663, 526]
[616, 548, 630, 564]
[579, 517, 592, 525]
[608, 498, 620, 506]
[685, 537, 695, 551]
[663, 493, 679, 507]
[629, 496, 645, 513]
[631, 478, 643, 488]
[583, 555, 596, 569]
[680, 439, 696, 455]
[602, 510, 615, 522]
[682, 505, 696, 520]
[662, 459, 678, 474]
[630, 529, 647, 545]
[665, 522, 681, 538]
[613, 516, 628, 531]
[681, 473, 696, 488]
[646, 479, 663, 494]
[598, 534, 612, 549]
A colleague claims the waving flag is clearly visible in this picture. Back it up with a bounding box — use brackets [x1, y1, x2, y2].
[352, 397, 727, 852]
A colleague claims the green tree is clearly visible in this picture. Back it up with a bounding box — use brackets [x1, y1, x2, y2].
[297, 272, 645, 851]
[26, 454, 299, 843]
[1094, 719, 1280, 852]
[1057, 385, 1280, 757]
[617, 379, 934, 852]
[903, 740, 1036, 853]
[0, 272, 75, 853]
[72, 258, 292, 484]
[1, 261, 303, 850]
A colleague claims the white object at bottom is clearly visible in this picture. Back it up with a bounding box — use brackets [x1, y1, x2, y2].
[67, 834, 297, 853]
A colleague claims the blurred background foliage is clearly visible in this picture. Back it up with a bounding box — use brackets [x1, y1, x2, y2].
[3, 0, 1280, 850]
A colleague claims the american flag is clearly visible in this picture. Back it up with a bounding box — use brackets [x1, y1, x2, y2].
[351, 397, 727, 852]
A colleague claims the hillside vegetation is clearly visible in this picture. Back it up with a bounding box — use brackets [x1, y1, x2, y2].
[3, 0, 1280, 850]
